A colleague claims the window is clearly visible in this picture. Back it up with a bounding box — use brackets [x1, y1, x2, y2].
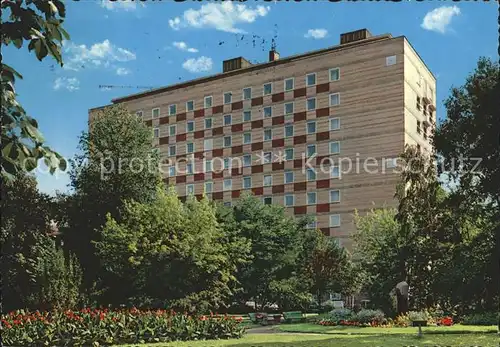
[186, 184, 194, 195]
[330, 117, 340, 131]
[243, 111, 251, 122]
[263, 129, 272, 141]
[307, 168, 316, 181]
[169, 125, 176, 136]
[186, 163, 193, 174]
[224, 114, 232, 126]
[285, 148, 294, 161]
[224, 92, 232, 104]
[284, 194, 295, 207]
[153, 127, 159, 138]
[186, 100, 194, 112]
[186, 142, 194, 153]
[330, 141, 340, 154]
[243, 176, 252, 189]
[152, 108, 160, 118]
[243, 132, 252, 144]
[386, 55, 396, 66]
[169, 166, 176, 177]
[136, 110, 143, 118]
[307, 120, 316, 134]
[263, 175, 272, 186]
[263, 83, 272, 96]
[205, 159, 212, 172]
[307, 192, 317, 205]
[330, 93, 340, 106]
[243, 87, 252, 100]
[168, 145, 176, 157]
[223, 179, 232, 191]
[223, 158, 231, 169]
[284, 102, 294, 115]
[329, 68, 340, 81]
[224, 136, 232, 147]
[284, 171, 294, 184]
[416, 96, 422, 110]
[307, 144, 316, 157]
[204, 139, 213, 151]
[223, 201, 232, 207]
[204, 96, 212, 108]
[330, 190, 340, 203]
[205, 181, 213, 193]
[331, 165, 340, 178]
[205, 118, 213, 129]
[263, 196, 273, 205]
[330, 214, 341, 227]
[264, 106, 272, 118]
[169, 104, 177, 116]
[417, 120, 421, 134]
[284, 78, 294, 91]
[307, 97, 316, 111]
[285, 124, 294, 138]
[263, 152, 272, 164]
[186, 121, 194, 132]
[306, 73, 316, 86]
[243, 154, 252, 166]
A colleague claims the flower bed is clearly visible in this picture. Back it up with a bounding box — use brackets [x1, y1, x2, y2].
[1, 308, 245, 346]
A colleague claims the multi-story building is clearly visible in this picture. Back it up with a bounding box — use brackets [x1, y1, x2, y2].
[89, 29, 436, 249]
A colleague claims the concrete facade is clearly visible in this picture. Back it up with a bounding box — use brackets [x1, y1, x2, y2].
[89, 29, 436, 248]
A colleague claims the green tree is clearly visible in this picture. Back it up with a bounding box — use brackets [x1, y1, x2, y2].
[1, 173, 81, 311]
[230, 194, 304, 310]
[433, 57, 499, 311]
[95, 187, 247, 311]
[300, 229, 359, 306]
[63, 105, 161, 296]
[1, 0, 69, 180]
[353, 208, 402, 315]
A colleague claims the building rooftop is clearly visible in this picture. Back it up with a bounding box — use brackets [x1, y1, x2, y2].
[88, 28, 433, 110]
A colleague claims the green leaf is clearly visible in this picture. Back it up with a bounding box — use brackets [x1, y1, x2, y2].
[12, 38, 23, 48]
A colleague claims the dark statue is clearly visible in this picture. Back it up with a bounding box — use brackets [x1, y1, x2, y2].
[395, 281, 409, 315]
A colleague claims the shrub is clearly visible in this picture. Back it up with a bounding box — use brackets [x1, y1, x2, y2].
[394, 314, 410, 327]
[462, 312, 499, 326]
[1, 308, 245, 346]
[328, 308, 353, 322]
[353, 309, 385, 324]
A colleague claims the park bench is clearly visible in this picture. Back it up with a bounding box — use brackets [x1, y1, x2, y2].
[283, 311, 306, 324]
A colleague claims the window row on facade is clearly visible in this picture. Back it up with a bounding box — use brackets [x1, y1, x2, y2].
[159, 126, 341, 157]
[135, 68, 341, 118]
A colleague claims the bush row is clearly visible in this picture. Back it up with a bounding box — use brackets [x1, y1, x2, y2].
[462, 312, 499, 326]
[319, 309, 386, 327]
[1, 308, 245, 346]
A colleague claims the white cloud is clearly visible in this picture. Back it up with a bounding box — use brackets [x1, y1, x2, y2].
[99, 0, 141, 12]
[304, 29, 328, 39]
[116, 67, 131, 76]
[169, 2, 270, 33]
[53, 77, 80, 91]
[172, 41, 199, 53]
[421, 6, 461, 34]
[182, 56, 213, 73]
[63, 39, 136, 72]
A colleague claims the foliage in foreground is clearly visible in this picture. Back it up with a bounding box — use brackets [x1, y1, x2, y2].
[1, 173, 82, 312]
[1, 309, 245, 346]
[95, 187, 250, 312]
[2, 0, 69, 179]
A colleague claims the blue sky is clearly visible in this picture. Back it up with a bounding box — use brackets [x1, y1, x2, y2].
[4, 1, 496, 195]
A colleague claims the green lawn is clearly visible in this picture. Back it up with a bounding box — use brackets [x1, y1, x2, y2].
[277, 323, 498, 335]
[123, 332, 499, 346]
